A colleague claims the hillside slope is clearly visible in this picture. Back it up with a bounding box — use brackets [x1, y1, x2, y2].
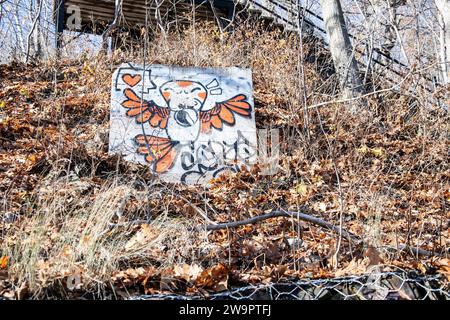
[0, 23, 448, 299]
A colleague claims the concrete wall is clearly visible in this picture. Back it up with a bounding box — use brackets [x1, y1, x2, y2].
[109, 63, 257, 184]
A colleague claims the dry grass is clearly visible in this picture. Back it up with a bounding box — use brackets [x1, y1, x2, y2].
[2, 175, 216, 294]
[0, 21, 448, 298]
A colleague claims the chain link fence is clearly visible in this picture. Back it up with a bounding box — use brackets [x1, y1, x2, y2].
[132, 271, 449, 300]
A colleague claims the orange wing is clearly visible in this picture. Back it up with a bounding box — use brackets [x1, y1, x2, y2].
[122, 88, 170, 129]
[200, 94, 252, 134]
[135, 134, 179, 173]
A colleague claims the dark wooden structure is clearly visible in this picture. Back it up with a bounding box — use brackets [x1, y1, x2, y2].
[54, 0, 236, 49]
[52, 0, 448, 109]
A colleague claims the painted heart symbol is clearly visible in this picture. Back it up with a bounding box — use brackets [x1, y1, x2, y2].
[122, 74, 142, 87]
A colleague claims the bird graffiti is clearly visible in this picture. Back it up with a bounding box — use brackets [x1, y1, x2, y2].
[120, 77, 252, 173]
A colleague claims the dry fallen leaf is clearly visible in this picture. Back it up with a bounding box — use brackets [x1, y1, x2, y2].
[195, 263, 229, 292]
[434, 258, 450, 281]
[335, 258, 370, 277]
[125, 224, 159, 251]
[2, 290, 15, 300]
[174, 264, 203, 282]
[16, 281, 28, 300]
[365, 245, 384, 267]
[0, 256, 9, 269]
[0, 270, 8, 280]
[370, 147, 384, 158]
[295, 183, 308, 195]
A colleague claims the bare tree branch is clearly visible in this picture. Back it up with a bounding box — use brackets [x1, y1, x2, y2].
[198, 210, 360, 242]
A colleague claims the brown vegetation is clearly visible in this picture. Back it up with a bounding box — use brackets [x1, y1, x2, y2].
[0, 22, 448, 299]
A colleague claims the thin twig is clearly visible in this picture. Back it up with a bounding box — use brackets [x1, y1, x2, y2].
[306, 63, 441, 110]
[393, 245, 446, 258]
[177, 195, 217, 225]
[197, 210, 446, 258]
[198, 210, 359, 242]
[103, 212, 445, 259]
[108, 220, 149, 229]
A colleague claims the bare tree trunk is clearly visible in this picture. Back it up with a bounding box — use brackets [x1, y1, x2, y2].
[320, 0, 364, 102]
[13, 0, 26, 59]
[25, 0, 42, 63]
[33, 12, 43, 60]
[435, 0, 450, 84]
[102, 0, 122, 53]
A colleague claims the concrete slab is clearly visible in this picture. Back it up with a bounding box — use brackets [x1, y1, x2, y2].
[109, 63, 257, 184]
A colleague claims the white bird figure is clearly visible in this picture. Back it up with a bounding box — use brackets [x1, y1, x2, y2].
[121, 79, 252, 173]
